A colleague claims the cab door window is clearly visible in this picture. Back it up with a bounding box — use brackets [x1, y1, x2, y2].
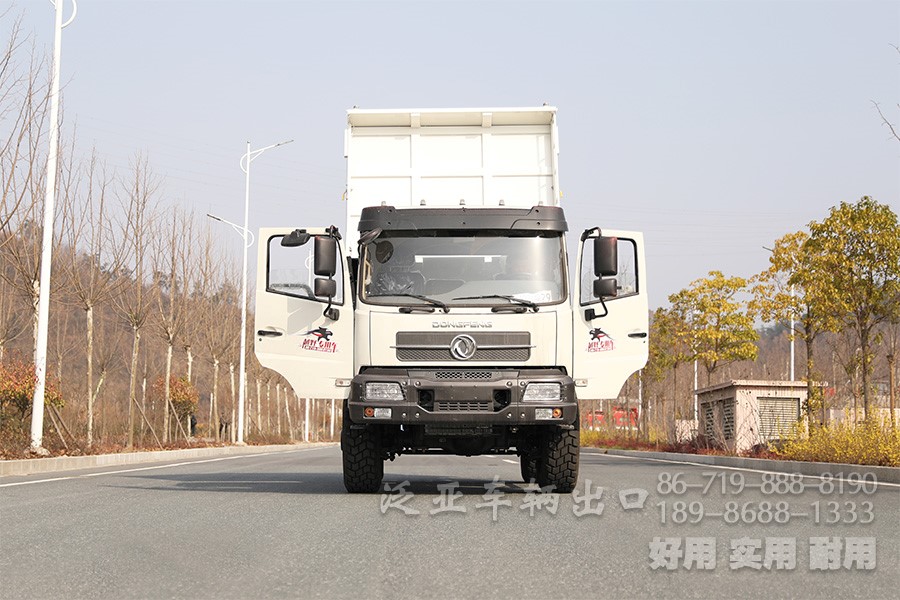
[267, 235, 344, 304]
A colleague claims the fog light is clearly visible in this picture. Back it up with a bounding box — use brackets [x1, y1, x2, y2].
[365, 382, 404, 401]
[373, 407, 392, 419]
[522, 383, 561, 402]
[535, 408, 553, 420]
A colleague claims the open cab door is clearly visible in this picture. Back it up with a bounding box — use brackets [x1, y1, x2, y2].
[255, 226, 354, 400]
[573, 229, 649, 399]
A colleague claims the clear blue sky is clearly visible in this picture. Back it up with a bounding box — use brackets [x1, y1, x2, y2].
[11, 0, 900, 308]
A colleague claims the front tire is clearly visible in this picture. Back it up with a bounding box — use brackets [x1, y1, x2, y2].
[341, 405, 384, 493]
[535, 424, 579, 493]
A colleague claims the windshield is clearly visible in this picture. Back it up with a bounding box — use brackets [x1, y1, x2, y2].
[360, 231, 566, 307]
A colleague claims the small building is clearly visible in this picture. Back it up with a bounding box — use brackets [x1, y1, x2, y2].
[694, 380, 813, 452]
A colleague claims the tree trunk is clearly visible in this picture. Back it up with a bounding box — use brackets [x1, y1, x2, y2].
[212, 357, 220, 442]
[266, 381, 272, 434]
[127, 326, 141, 448]
[804, 329, 815, 430]
[163, 342, 173, 443]
[186, 346, 193, 383]
[229, 362, 236, 443]
[276, 384, 282, 435]
[86, 305, 94, 447]
[256, 378, 262, 435]
[284, 389, 293, 441]
[860, 322, 871, 422]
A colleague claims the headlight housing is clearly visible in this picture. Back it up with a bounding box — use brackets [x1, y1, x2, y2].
[522, 383, 561, 402]
[365, 382, 404, 401]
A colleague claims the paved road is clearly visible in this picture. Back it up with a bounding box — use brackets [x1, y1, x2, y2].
[1, 446, 897, 599]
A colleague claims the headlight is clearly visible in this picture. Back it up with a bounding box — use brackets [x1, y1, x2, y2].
[522, 383, 561, 402]
[365, 382, 404, 401]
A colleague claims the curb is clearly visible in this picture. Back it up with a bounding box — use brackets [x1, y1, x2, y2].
[589, 449, 900, 484]
[0, 443, 335, 477]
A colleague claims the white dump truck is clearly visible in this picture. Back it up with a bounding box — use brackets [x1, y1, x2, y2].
[255, 107, 649, 492]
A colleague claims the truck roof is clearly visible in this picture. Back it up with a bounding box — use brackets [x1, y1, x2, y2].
[347, 106, 557, 128]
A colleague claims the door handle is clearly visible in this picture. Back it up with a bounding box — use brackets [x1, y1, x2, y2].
[628, 332, 648, 339]
[257, 330, 283, 337]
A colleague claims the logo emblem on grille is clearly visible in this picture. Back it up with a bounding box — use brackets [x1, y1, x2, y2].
[449, 334, 477, 360]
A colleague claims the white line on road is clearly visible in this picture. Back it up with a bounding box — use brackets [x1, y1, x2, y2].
[586, 450, 900, 489]
[0, 447, 326, 488]
[502, 459, 517, 465]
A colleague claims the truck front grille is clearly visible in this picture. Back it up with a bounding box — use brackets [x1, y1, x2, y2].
[395, 332, 531, 362]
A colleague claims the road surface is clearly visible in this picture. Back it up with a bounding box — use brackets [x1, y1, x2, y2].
[1, 446, 897, 599]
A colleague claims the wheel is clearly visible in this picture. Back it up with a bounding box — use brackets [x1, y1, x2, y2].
[341, 404, 384, 493]
[535, 424, 580, 493]
[520, 453, 537, 483]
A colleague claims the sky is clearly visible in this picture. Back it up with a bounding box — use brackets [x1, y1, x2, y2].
[9, 0, 900, 309]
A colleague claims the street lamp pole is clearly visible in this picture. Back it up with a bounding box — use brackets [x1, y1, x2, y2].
[30, 0, 77, 454]
[229, 138, 292, 444]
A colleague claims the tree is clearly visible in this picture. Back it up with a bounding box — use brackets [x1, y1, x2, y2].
[112, 155, 158, 447]
[752, 231, 838, 427]
[805, 197, 900, 421]
[60, 151, 125, 446]
[151, 208, 193, 442]
[669, 271, 758, 386]
[0, 12, 50, 243]
[645, 306, 692, 438]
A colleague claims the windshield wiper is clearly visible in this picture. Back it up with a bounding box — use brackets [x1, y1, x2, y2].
[452, 294, 539, 312]
[369, 293, 450, 313]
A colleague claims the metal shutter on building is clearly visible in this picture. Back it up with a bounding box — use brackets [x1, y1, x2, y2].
[758, 397, 800, 441]
[723, 400, 735, 439]
[703, 404, 715, 439]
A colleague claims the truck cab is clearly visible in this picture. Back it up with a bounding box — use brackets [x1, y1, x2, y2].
[255, 108, 649, 493]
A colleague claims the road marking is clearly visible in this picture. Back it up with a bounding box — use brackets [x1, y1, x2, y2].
[585, 450, 900, 489]
[502, 459, 517, 465]
[0, 447, 325, 488]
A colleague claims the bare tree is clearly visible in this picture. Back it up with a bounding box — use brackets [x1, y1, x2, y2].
[59, 151, 126, 445]
[0, 12, 50, 241]
[151, 208, 194, 442]
[112, 154, 158, 448]
[197, 229, 239, 442]
[0, 275, 26, 361]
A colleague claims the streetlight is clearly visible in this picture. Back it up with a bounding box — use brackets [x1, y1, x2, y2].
[30, 0, 77, 455]
[209, 138, 292, 445]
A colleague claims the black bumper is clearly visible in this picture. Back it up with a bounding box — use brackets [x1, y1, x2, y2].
[348, 367, 577, 426]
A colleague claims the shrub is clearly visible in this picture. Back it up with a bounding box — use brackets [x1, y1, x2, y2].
[152, 376, 199, 420]
[776, 420, 900, 467]
[0, 359, 64, 431]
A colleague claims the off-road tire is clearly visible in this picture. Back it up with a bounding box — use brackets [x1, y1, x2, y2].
[535, 426, 579, 493]
[341, 406, 384, 493]
[520, 453, 537, 483]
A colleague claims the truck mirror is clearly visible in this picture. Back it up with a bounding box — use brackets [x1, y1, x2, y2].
[314, 236, 337, 276]
[593, 278, 618, 299]
[315, 277, 337, 298]
[594, 237, 618, 277]
[281, 229, 310, 247]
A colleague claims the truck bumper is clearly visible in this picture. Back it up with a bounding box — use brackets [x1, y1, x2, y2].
[348, 367, 577, 426]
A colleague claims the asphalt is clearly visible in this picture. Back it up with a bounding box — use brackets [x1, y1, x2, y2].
[1, 446, 897, 599]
